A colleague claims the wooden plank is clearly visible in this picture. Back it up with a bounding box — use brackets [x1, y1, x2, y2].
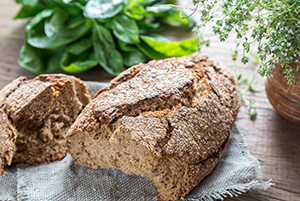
[0, 1, 300, 201]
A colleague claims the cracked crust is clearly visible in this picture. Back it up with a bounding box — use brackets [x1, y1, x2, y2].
[0, 74, 91, 174]
[67, 55, 240, 200]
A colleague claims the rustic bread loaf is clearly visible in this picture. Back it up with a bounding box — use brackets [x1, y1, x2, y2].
[0, 74, 90, 174]
[66, 55, 241, 201]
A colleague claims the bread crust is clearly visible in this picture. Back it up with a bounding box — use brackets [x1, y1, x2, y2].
[67, 55, 241, 200]
[0, 74, 91, 173]
[0, 108, 16, 174]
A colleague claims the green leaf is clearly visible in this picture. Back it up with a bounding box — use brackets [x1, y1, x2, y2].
[117, 40, 137, 52]
[192, 0, 199, 5]
[18, 42, 64, 74]
[52, 0, 83, 15]
[14, 5, 45, 19]
[93, 22, 115, 48]
[92, 23, 124, 75]
[111, 14, 139, 44]
[47, 48, 66, 73]
[25, 9, 54, 32]
[140, 35, 198, 57]
[65, 14, 86, 29]
[18, 42, 43, 73]
[44, 8, 68, 37]
[137, 21, 160, 32]
[84, 0, 124, 19]
[124, 0, 146, 20]
[39, 0, 56, 8]
[27, 20, 92, 49]
[241, 56, 249, 64]
[142, 33, 170, 42]
[66, 37, 92, 55]
[61, 49, 97, 73]
[107, 49, 125, 74]
[237, 74, 242, 81]
[15, 0, 197, 76]
[137, 41, 165, 60]
[123, 49, 149, 66]
[16, 0, 39, 6]
[145, 3, 172, 17]
[163, 10, 195, 27]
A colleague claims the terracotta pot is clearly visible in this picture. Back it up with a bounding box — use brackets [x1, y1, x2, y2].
[265, 61, 300, 125]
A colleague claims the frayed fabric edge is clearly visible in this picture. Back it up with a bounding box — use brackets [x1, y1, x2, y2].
[16, 164, 31, 201]
[186, 179, 274, 201]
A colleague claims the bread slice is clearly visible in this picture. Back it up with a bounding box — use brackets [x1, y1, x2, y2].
[0, 74, 90, 174]
[67, 55, 241, 201]
[0, 108, 16, 174]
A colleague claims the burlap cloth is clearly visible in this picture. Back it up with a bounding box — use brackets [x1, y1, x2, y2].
[0, 81, 272, 201]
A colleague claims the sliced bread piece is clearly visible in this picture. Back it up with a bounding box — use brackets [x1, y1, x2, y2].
[0, 74, 90, 173]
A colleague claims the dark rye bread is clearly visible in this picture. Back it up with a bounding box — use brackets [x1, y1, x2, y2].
[0, 74, 90, 174]
[0, 108, 16, 174]
[67, 55, 241, 201]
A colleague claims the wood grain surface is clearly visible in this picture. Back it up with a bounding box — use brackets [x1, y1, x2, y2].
[0, 1, 299, 201]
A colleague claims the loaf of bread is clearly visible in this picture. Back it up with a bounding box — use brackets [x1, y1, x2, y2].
[67, 55, 241, 201]
[0, 74, 90, 174]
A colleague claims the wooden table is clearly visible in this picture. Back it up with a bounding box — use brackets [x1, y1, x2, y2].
[1, 2, 299, 201]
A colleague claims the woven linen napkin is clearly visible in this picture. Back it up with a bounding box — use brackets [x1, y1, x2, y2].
[0, 81, 272, 201]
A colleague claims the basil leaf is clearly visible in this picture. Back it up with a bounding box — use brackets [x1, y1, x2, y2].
[144, 0, 176, 17]
[25, 9, 54, 32]
[44, 8, 68, 37]
[39, 0, 56, 8]
[111, 15, 139, 44]
[124, 0, 145, 20]
[92, 23, 124, 75]
[137, 21, 160, 32]
[18, 42, 64, 74]
[18, 42, 44, 73]
[142, 33, 170, 42]
[137, 41, 165, 60]
[140, 35, 198, 57]
[51, 0, 82, 15]
[107, 49, 124, 74]
[14, 5, 45, 19]
[67, 37, 92, 55]
[123, 49, 149, 67]
[65, 14, 86, 29]
[47, 48, 66, 73]
[117, 40, 137, 52]
[16, 0, 40, 6]
[61, 49, 97, 73]
[84, 0, 124, 19]
[15, 0, 196, 75]
[27, 20, 92, 49]
[163, 10, 194, 27]
[145, 4, 171, 17]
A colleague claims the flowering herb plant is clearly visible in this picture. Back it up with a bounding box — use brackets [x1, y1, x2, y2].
[194, 0, 300, 84]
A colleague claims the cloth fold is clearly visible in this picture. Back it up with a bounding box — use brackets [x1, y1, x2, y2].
[0, 81, 272, 201]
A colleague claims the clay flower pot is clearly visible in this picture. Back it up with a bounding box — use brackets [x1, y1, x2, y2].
[265, 61, 300, 125]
